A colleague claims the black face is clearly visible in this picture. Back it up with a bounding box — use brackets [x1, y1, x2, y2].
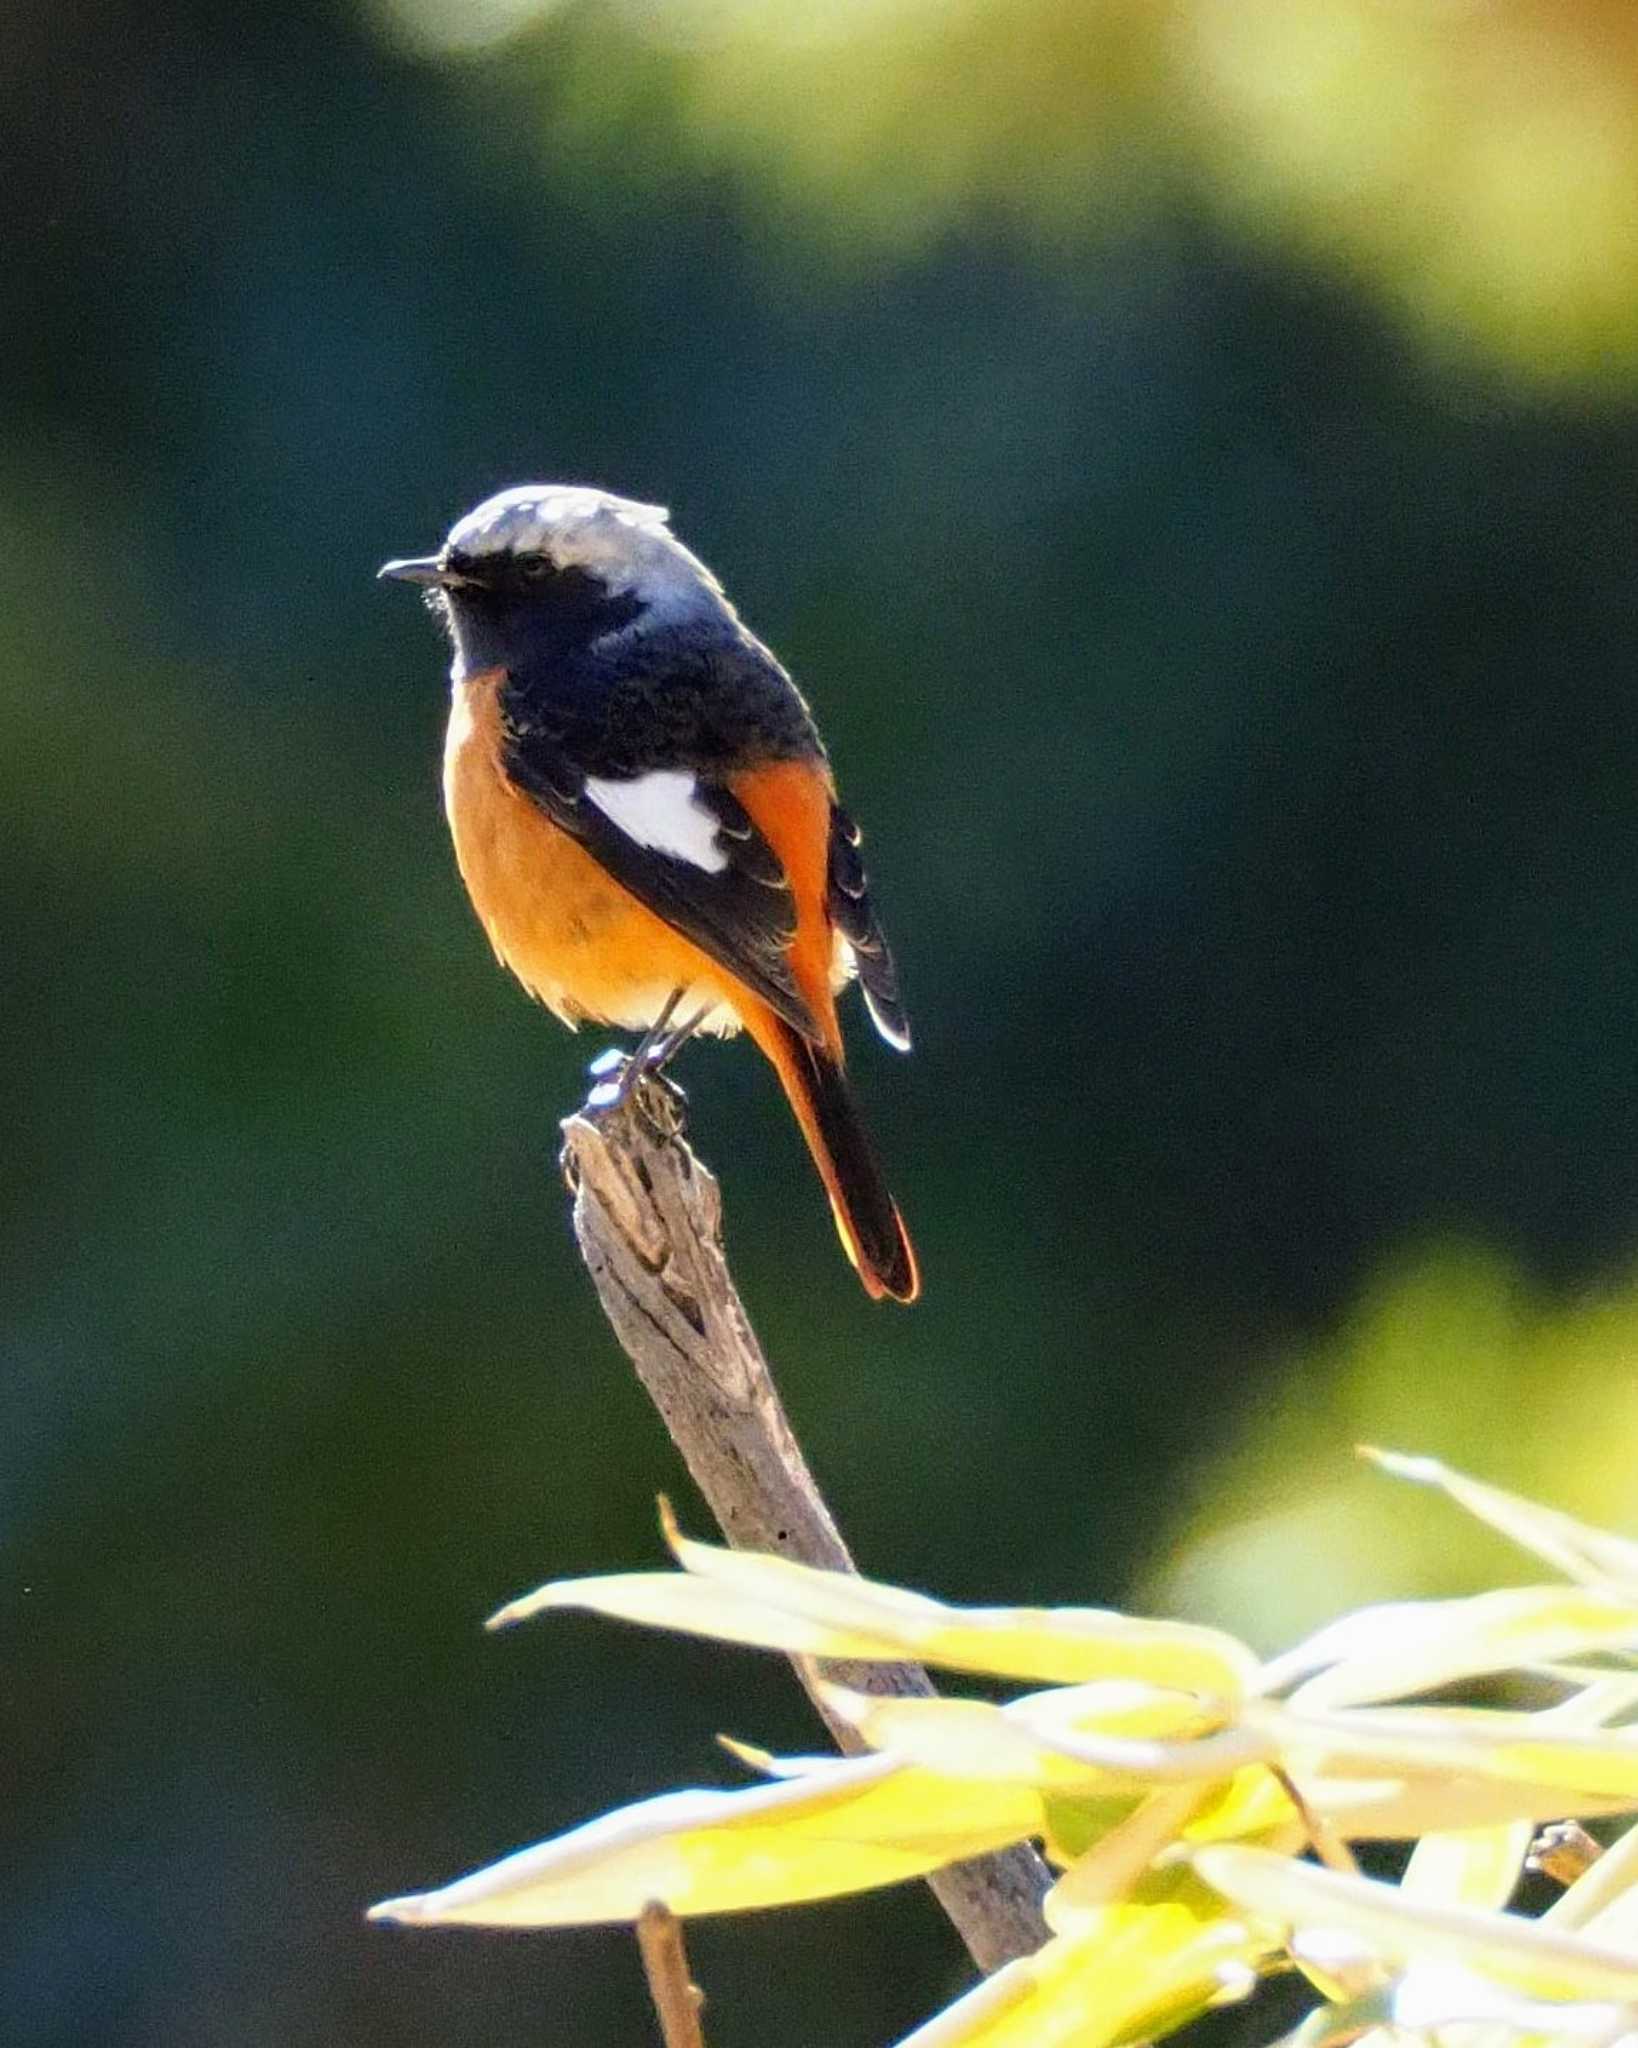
[440, 548, 644, 675]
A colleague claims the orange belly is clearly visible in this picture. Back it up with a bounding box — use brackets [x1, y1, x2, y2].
[443, 667, 740, 1033]
[442, 668, 912, 1298]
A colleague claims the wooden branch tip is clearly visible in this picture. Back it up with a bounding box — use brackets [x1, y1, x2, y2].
[561, 1076, 1051, 1974]
[637, 1901, 708, 2048]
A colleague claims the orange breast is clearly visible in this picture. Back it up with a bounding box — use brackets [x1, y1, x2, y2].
[442, 667, 737, 1033]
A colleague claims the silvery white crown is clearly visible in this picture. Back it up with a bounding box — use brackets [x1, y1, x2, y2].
[444, 484, 731, 625]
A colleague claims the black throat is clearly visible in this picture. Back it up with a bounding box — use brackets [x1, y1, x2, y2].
[443, 560, 644, 677]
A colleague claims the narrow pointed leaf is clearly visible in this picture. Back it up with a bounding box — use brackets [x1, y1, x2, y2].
[1298, 1772, 1637, 1841]
[819, 1681, 1242, 1784]
[651, 1520, 1259, 1694]
[1276, 1991, 1398, 2048]
[1400, 1820, 1534, 1913]
[1363, 1450, 1638, 1594]
[817, 1688, 1156, 1791]
[498, 1560, 1256, 1692]
[1388, 1959, 1636, 2039]
[1183, 1768, 1304, 1846]
[1275, 1701, 1638, 1806]
[1195, 1843, 1638, 2003]
[369, 1755, 1039, 1928]
[1275, 1588, 1638, 1710]
[1045, 1788, 1214, 1929]
[490, 1572, 922, 1661]
[894, 1866, 1268, 2048]
[714, 1737, 835, 1779]
[1286, 1926, 1391, 2003]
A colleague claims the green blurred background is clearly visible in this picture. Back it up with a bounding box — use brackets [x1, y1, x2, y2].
[8, 0, 1638, 2040]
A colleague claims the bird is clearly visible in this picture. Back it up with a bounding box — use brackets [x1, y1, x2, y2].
[380, 484, 919, 1303]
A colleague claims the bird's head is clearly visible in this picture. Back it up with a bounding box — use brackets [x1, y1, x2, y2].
[379, 484, 731, 676]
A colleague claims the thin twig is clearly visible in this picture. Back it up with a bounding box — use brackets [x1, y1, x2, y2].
[560, 1075, 1053, 1974]
[1270, 1764, 1360, 1876]
[637, 1900, 709, 2048]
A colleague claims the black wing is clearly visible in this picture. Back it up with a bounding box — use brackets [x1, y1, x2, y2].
[498, 678, 823, 1043]
[828, 805, 911, 1052]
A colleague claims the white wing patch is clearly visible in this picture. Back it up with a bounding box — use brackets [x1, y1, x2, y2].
[583, 771, 729, 873]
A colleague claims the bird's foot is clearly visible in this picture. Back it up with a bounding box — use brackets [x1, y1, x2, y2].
[586, 1044, 688, 1137]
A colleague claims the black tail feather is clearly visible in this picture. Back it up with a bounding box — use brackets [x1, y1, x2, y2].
[769, 1021, 919, 1303]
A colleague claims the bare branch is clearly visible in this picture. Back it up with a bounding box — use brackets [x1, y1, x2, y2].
[637, 1901, 709, 2048]
[561, 1076, 1052, 1974]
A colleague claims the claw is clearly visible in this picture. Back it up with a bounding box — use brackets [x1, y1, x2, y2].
[584, 991, 703, 1124]
[586, 1056, 687, 1132]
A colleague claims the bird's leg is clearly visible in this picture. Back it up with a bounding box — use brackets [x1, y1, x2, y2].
[646, 1004, 709, 1076]
[588, 989, 690, 1118]
[604, 1000, 711, 1139]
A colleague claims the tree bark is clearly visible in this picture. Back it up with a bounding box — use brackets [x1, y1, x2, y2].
[560, 1077, 1052, 1974]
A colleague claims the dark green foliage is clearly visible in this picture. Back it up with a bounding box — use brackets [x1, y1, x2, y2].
[6, 3, 1638, 2042]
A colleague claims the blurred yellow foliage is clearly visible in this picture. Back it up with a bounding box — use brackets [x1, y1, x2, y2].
[375, 1465, 1638, 2047]
[1184, 0, 1638, 377]
[371, 0, 1638, 381]
[1151, 1243, 1638, 1645]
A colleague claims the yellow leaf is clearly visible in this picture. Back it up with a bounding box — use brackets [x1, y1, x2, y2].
[1195, 1843, 1638, 2003]
[1388, 1961, 1637, 2042]
[1273, 1700, 1638, 1807]
[817, 1681, 1265, 1791]
[368, 1754, 1039, 1929]
[1488, 1740, 1638, 1801]
[1183, 1767, 1302, 1846]
[1363, 1449, 1638, 1594]
[1283, 1992, 1396, 2048]
[1299, 1772, 1634, 1842]
[492, 1556, 1256, 1691]
[1046, 1788, 1214, 1929]
[1039, 1794, 1151, 1868]
[1271, 1587, 1638, 1710]
[894, 1866, 1269, 2048]
[1287, 1927, 1390, 2004]
[1400, 1820, 1534, 1913]
[1359, 1671, 1637, 1875]
[816, 1688, 1151, 1792]
[713, 1736, 832, 1779]
[490, 1572, 904, 1660]
[1026, 1681, 1235, 1742]
[531, 1516, 1257, 1695]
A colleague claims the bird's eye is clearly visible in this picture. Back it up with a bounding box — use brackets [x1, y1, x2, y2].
[518, 554, 553, 581]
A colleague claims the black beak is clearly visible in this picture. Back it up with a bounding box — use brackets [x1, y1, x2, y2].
[377, 555, 450, 586]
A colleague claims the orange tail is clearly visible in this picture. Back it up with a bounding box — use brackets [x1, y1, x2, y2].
[750, 1013, 920, 1304]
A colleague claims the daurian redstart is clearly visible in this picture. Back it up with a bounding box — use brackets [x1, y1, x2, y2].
[381, 485, 918, 1302]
